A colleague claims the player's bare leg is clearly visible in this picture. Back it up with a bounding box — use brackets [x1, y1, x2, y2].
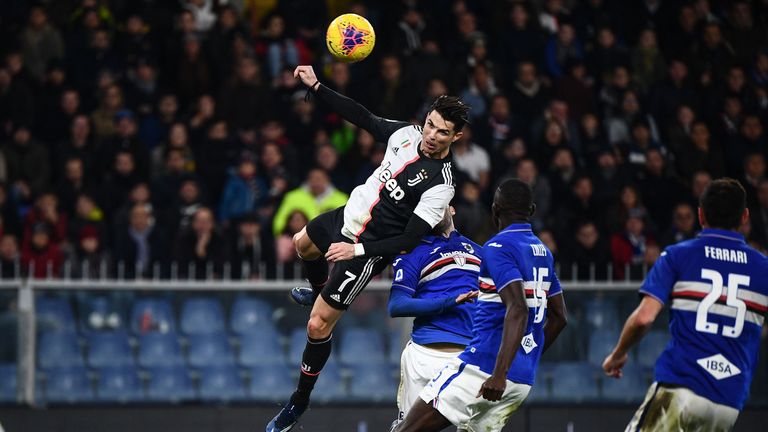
[394, 399, 453, 432]
[291, 227, 329, 306]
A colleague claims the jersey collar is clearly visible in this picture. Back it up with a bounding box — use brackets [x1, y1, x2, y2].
[499, 223, 532, 234]
[420, 230, 459, 244]
[698, 228, 745, 243]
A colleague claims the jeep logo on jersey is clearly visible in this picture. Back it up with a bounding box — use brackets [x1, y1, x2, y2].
[377, 161, 405, 200]
[697, 354, 741, 380]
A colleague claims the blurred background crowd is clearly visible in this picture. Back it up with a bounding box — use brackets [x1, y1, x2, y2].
[1, 0, 768, 281]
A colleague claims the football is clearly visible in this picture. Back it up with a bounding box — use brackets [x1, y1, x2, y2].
[326, 13, 376, 63]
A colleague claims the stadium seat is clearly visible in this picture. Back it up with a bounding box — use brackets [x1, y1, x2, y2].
[38, 332, 83, 370]
[130, 298, 176, 335]
[180, 297, 226, 336]
[587, 330, 620, 366]
[237, 328, 285, 367]
[137, 333, 184, 368]
[42, 366, 93, 403]
[311, 362, 347, 402]
[339, 328, 386, 365]
[600, 366, 647, 403]
[229, 297, 275, 335]
[199, 365, 246, 402]
[348, 365, 397, 402]
[636, 331, 669, 367]
[96, 365, 143, 402]
[540, 318, 585, 362]
[248, 365, 293, 401]
[0, 363, 16, 403]
[86, 332, 134, 368]
[549, 363, 599, 402]
[187, 333, 235, 368]
[79, 295, 127, 334]
[36, 297, 76, 333]
[583, 298, 620, 332]
[146, 365, 195, 402]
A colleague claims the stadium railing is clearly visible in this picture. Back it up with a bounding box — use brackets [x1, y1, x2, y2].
[0, 259, 765, 409]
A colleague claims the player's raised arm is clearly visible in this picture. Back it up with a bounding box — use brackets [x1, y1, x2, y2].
[603, 295, 663, 378]
[294, 65, 409, 143]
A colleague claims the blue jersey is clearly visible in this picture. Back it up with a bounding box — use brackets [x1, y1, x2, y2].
[640, 228, 768, 410]
[459, 223, 562, 385]
[390, 231, 482, 346]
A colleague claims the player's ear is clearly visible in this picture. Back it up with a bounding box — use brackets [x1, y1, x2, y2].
[452, 130, 463, 143]
[697, 207, 706, 227]
[742, 207, 750, 227]
[529, 203, 536, 217]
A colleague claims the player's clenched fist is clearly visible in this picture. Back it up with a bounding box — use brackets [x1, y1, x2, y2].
[602, 351, 628, 379]
[477, 374, 506, 402]
[294, 65, 318, 88]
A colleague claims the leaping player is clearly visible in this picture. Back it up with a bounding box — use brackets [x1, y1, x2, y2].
[266, 65, 470, 432]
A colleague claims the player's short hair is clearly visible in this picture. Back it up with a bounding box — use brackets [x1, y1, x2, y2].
[494, 178, 534, 219]
[699, 178, 746, 230]
[429, 95, 470, 132]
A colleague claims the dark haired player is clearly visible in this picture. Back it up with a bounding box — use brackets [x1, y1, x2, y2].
[267, 65, 470, 432]
[395, 179, 568, 432]
[603, 178, 768, 431]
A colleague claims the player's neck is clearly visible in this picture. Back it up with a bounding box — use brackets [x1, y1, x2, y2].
[420, 143, 450, 160]
[497, 216, 529, 230]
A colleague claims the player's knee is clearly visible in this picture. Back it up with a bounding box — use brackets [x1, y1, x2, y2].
[307, 315, 332, 339]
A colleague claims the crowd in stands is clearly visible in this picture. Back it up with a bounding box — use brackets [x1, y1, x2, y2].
[1, 0, 768, 281]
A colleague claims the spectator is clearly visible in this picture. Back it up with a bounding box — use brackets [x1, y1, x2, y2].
[749, 179, 768, 249]
[174, 35, 212, 108]
[21, 222, 64, 278]
[218, 155, 269, 225]
[498, 3, 544, 77]
[20, 6, 65, 82]
[482, 95, 516, 151]
[229, 213, 275, 280]
[556, 174, 602, 238]
[514, 158, 552, 231]
[68, 225, 110, 279]
[98, 109, 150, 180]
[587, 26, 629, 82]
[677, 121, 726, 180]
[22, 193, 67, 249]
[275, 210, 308, 265]
[218, 57, 271, 132]
[173, 207, 228, 279]
[367, 54, 419, 121]
[453, 181, 493, 244]
[56, 157, 91, 217]
[0, 234, 19, 279]
[555, 60, 596, 121]
[743, 152, 766, 210]
[560, 221, 611, 281]
[606, 90, 659, 147]
[638, 149, 686, 232]
[451, 127, 491, 192]
[90, 84, 124, 143]
[660, 203, 698, 247]
[611, 209, 657, 280]
[66, 193, 106, 248]
[631, 29, 666, 92]
[255, 13, 300, 83]
[150, 122, 195, 179]
[666, 105, 696, 157]
[271, 169, 348, 237]
[138, 93, 180, 152]
[544, 23, 583, 79]
[98, 151, 141, 218]
[391, 8, 426, 57]
[507, 61, 551, 131]
[113, 203, 168, 279]
[3, 125, 50, 199]
[0, 67, 35, 134]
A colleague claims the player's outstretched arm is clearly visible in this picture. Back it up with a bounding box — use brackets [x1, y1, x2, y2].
[294, 65, 409, 143]
[388, 288, 477, 318]
[477, 281, 528, 402]
[603, 295, 663, 378]
[325, 214, 433, 262]
[542, 293, 567, 352]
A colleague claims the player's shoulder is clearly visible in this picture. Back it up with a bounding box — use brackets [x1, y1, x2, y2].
[453, 232, 482, 257]
[389, 123, 421, 142]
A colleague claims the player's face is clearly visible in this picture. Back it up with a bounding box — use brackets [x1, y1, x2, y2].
[422, 111, 462, 158]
